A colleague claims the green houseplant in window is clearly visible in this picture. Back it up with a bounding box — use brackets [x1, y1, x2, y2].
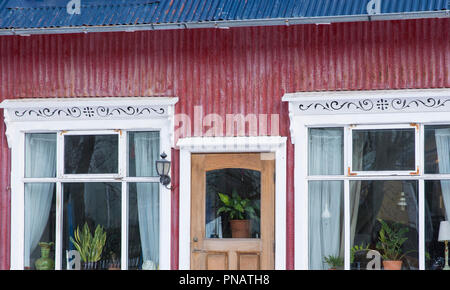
[323, 255, 344, 270]
[70, 222, 107, 270]
[376, 219, 410, 270]
[217, 190, 258, 238]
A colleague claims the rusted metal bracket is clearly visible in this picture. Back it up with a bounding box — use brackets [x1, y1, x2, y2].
[348, 167, 357, 176]
[410, 123, 419, 130]
[409, 166, 420, 175]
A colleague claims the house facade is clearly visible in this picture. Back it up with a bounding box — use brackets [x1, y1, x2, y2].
[0, 0, 449, 270]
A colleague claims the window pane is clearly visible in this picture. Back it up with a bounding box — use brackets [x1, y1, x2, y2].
[308, 128, 343, 175]
[64, 135, 118, 174]
[425, 180, 450, 270]
[350, 180, 418, 270]
[425, 125, 450, 174]
[128, 183, 160, 270]
[128, 131, 160, 177]
[308, 181, 344, 270]
[63, 182, 121, 270]
[25, 133, 56, 178]
[352, 129, 415, 171]
[206, 168, 261, 239]
[24, 183, 56, 270]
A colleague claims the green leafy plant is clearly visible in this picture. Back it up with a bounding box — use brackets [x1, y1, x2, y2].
[323, 255, 344, 269]
[350, 243, 370, 263]
[70, 222, 107, 263]
[217, 189, 258, 220]
[376, 219, 410, 261]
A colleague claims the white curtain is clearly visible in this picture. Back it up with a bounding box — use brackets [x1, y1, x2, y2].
[435, 128, 450, 220]
[134, 132, 160, 267]
[308, 129, 343, 269]
[24, 134, 56, 268]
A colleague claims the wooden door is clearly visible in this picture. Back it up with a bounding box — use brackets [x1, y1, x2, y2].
[191, 153, 275, 270]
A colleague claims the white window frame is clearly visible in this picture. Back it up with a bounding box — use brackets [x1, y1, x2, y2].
[0, 97, 178, 270]
[282, 88, 450, 270]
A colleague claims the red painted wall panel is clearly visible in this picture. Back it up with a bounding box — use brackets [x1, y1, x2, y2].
[0, 18, 449, 270]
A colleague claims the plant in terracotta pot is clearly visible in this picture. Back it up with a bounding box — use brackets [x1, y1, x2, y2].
[70, 222, 107, 270]
[217, 190, 258, 238]
[376, 219, 410, 270]
[323, 255, 344, 270]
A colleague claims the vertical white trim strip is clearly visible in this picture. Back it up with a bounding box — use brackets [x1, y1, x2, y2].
[178, 149, 191, 270]
[344, 179, 350, 270]
[275, 141, 287, 269]
[418, 179, 425, 270]
[295, 124, 309, 270]
[55, 182, 63, 270]
[121, 181, 128, 270]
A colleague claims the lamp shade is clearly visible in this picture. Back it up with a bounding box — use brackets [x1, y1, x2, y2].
[155, 152, 171, 176]
[438, 221, 450, 242]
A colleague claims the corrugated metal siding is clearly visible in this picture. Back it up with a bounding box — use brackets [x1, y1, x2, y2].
[0, 18, 449, 269]
[0, 0, 448, 29]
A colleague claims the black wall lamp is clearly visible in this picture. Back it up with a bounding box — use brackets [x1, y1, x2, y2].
[156, 152, 172, 189]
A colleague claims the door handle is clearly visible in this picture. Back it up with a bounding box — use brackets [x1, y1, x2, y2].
[192, 248, 207, 253]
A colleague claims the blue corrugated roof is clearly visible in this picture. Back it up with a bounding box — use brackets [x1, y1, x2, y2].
[0, 0, 448, 30]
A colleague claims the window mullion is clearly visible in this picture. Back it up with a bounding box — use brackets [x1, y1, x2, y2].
[55, 181, 63, 270]
[418, 179, 425, 270]
[121, 182, 128, 270]
[344, 179, 350, 270]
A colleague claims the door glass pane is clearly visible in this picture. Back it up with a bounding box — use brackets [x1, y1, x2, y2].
[350, 180, 418, 270]
[128, 183, 160, 270]
[25, 133, 57, 178]
[352, 128, 415, 171]
[128, 131, 160, 177]
[64, 135, 118, 174]
[425, 180, 450, 270]
[205, 168, 261, 239]
[63, 182, 121, 270]
[308, 180, 344, 270]
[309, 128, 343, 175]
[24, 183, 56, 270]
[425, 125, 450, 174]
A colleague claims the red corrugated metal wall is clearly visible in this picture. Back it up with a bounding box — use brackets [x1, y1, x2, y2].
[0, 18, 449, 270]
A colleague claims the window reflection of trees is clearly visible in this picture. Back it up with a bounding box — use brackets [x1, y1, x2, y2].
[206, 168, 261, 239]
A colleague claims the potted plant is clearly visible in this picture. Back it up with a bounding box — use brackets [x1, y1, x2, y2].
[217, 190, 258, 238]
[376, 219, 410, 270]
[323, 255, 344, 270]
[70, 222, 107, 270]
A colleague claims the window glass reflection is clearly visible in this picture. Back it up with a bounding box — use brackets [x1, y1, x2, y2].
[350, 180, 418, 270]
[309, 181, 344, 270]
[425, 125, 450, 174]
[352, 129, 415, 171]
[24, 183, 56, 270]
[63, 182, 121, 270]
[425, 180, 450, 270]
[128, 183, 160, 270]
[206, 168, 261, 239]
[64, 135, 118, 174]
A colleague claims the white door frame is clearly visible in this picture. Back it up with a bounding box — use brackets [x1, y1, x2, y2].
[177, 136, 287, 270]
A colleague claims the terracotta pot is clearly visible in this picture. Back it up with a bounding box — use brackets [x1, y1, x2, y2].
[230, 220, 250, 238]
[383, 260, 402, 270]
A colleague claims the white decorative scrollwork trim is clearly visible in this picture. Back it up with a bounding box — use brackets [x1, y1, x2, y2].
[283, 89, 450, 115]
[1, 97, 177, 121]
[0, 97, 179, 147]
